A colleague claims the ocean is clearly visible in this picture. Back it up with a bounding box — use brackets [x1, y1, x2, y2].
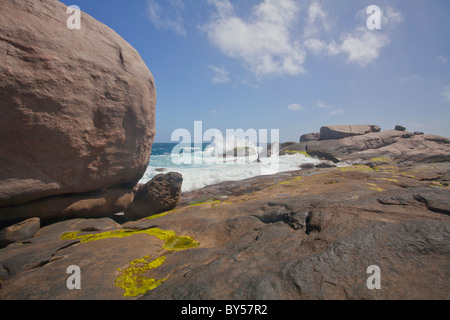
[139, 142, 321, 192]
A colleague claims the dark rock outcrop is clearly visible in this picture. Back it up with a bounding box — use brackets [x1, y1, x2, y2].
[0, 0, 156, 219]
[125, 172, 183, 221]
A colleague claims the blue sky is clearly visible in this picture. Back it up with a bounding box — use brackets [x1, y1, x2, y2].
[61, 0, 450, 142]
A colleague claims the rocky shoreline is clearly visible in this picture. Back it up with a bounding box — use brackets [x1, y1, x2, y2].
[1, 0, 449, 300]
[1, 124, 449, 299]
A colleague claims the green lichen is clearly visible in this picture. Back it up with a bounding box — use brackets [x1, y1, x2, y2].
[339, 165, 374, 172]
[115, 255, 167, 297]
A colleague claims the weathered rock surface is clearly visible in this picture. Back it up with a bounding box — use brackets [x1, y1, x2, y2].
[300, 132, 320, 143]
[282, 128, 450, 164]
[0, 218, 40, 248]
[0, 161, 448, 300]
[125, 172, 183, 221]
[0, 189, 134, 224]
[319, 125, 380, 140]
[0, 1, 156, 215]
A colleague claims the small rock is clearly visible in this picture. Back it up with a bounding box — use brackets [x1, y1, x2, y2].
[315, 162, 337, 168]
[0, 218, 40, 248]
[414, 132, 424, 136]
[370, 125, 381, 133]
[125, 172, 183, 221]
[395, 125, 407, 132]
[300, 163, 315, 169]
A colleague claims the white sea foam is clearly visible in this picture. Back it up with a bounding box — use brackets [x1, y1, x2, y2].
[139, 149, 321, 192]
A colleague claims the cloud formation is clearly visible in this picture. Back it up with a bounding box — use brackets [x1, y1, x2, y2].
[204, 0, 306, 78]
[288, 103, 307, 111]
[443, 85, 450, 103]
[209, 65, 231, 84]
[304, 3, 403, 67]
[147, 0, 186, 36]
[203, 0, 403, 78]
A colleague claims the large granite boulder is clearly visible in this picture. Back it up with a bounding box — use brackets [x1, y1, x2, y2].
[320, 125, 381, 140]
[0, 1, 156, 217]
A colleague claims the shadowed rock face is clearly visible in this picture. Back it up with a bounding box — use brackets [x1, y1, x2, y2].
[0, 0, 156, 214]
[125, 172, 183, 221]
[0, 162, 448, 300]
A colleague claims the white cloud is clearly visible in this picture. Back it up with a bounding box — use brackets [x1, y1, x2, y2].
[437, 55, 448, 64]
[443, 85, 450, 103]
[316, 100, 333, 109]
[305, 6, 403, 68]
[329, 109, 345, 115]
[304, 38, 340, 56]
[203, 0, 306, 78]
[209, 65, 230, 84]
[340, 27, 391, 67]
[304, 1, 332, 38]
[147, 0, 186, 36]
[399, 74, 421, 83]
[288, 103, 307, 111]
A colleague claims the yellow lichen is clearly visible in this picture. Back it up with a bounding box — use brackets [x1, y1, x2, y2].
[339, 165, 374, 172]
[375, 178, 399, 182]
[115, 255, 168, 297]
[373, 166, 398, 173]
[370, 157, 392, 163]
[145, 210, 176, 220]
[399, 171, 416, 178]
[61, 228, 199, 251]
[61, 227, 200, 298]
[276, 176, 303, 186]
[188, 200, 221, 207]
[367, 183, 385, 192]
